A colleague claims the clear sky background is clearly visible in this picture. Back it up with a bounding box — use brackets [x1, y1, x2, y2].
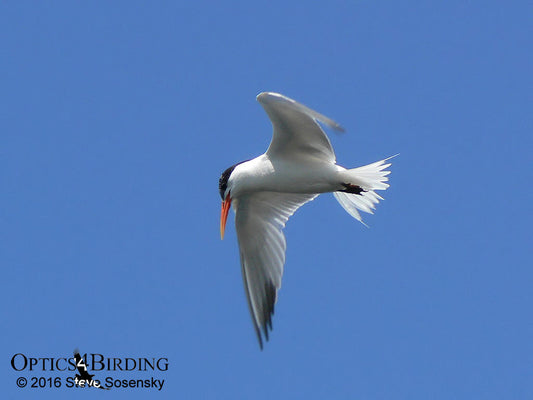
[2, 1, 531, 399]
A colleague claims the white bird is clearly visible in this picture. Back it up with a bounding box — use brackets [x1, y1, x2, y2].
[219, 92, 393, 349]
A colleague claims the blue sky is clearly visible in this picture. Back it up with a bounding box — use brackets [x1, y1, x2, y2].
[2, 1, 531, 399]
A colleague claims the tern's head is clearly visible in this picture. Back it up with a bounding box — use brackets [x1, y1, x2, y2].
[219, 161, 248, 240]
[218, 165, 237, 201]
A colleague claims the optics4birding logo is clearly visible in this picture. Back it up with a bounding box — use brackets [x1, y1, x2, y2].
[11, 349, 168, 391]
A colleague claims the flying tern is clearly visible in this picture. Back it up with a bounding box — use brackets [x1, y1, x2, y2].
[219, 92, 393, 348]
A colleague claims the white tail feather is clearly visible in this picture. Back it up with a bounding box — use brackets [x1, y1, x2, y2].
[334, 156, 395, 225]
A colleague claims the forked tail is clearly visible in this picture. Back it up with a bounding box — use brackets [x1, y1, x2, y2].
[333, 156, 395, 226]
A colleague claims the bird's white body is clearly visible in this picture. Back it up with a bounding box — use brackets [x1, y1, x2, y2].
[228, 154, 344, 197]
[219, 92, 394, 349]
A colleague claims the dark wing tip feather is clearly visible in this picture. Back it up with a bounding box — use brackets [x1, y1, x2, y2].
[261, 281, 277, 343]
[240, 254, 272, 350]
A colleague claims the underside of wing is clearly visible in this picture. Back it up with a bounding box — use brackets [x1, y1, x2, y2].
[234, 191, 317, 348]
[257, 92, 344, 164]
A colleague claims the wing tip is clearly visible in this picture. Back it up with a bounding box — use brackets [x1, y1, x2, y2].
[256, 91, 287, 105]
[240, 251, 277, 351]
[257, 91, 345, 133]
[330, 122, 345, 133]
[255, 281, 276, 350]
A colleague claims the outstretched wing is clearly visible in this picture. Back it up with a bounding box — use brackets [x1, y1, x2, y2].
[257, 92, 344, 163]
[234, 191, 317, 348]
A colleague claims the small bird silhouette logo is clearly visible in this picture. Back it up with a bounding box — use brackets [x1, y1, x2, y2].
[73, 349, 108, 390]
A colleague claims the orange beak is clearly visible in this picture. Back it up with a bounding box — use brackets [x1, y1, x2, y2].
[220, 194, 231, 240]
